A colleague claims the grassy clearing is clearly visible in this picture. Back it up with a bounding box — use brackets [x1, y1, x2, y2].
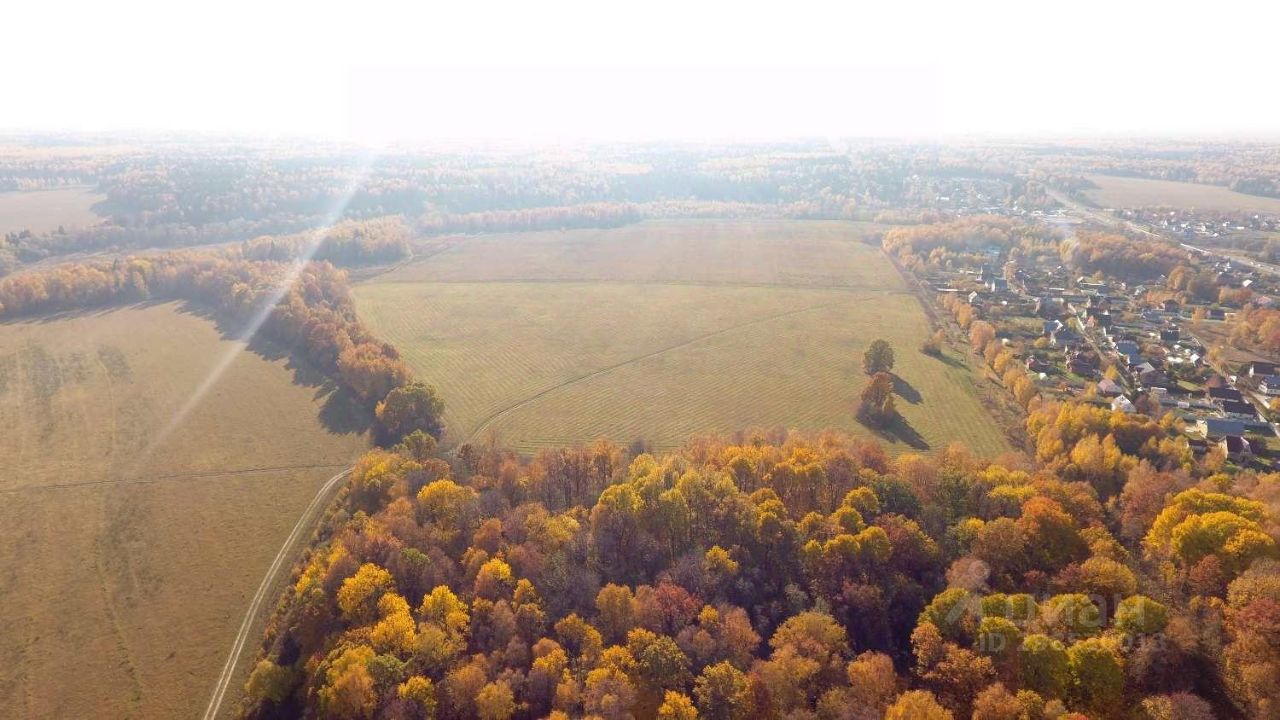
[1084, 174, 1280, 215]
[356, 220, 1009, 456]
[1187, 321, 1273, 368]
[0, 302, 369, 719]
[0, 186, 105, 235]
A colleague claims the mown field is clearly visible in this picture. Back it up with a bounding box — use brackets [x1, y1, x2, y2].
[0, 303, 369, 719]
[0, 186, 105, 235]
[356, 220, 1010, 455]
[1084, 174, 1280, 215]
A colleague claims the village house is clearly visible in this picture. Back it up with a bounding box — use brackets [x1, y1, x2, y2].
[1220, 400, 1260, 420]
[1137, 365, 1168, 387]
[1220, 435, 1257, 462]
[1114, 340, 1142, 365]
[1025, 356, 1051, 373]
[1051, 327, 1081, 348]
[1096, 377, 1124, 396]
[1069, 358, 1096, 377]
[1261, 376, 1280, 396]
[1034, 297, 1061, 319]
[1111, 395, 1136, 413]
[1132, 360, 1157, 376]
[1247, 361, 1278, 377]
[1198, 417, 1247, 438]
[1087, 312, 1113, 331]
[1209, 386, 1245, 403]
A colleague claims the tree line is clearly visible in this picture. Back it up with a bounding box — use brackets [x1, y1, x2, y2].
[240, 217, 412, 267]
[0, 248, 441, 439]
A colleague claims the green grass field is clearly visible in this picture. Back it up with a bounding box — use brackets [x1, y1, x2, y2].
[0, 186, 105, 235]
[0, 303, 369, 719]
[1084, 174, 1280, 215]
[356, 220, 1010, 455]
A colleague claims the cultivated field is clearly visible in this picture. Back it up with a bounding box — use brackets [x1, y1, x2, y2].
[1084, 174, 1280, 215]
[0, 303, 369, 719]
[0, 186, 105, 235]
[356, 220, 1009, 455]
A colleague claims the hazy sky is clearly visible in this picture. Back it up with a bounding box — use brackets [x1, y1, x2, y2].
[5, 0, 1277, 143]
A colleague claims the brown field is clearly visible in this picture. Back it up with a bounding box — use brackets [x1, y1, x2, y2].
[1084, 174, 1280, 215]
[356, 220, 1010, 456]
[0, 303, 369, 719]
[0, 186, 105, 235]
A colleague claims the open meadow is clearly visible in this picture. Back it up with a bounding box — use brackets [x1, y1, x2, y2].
[0, 303, 370, 719]
[1084, 173, 1280, 215]
[355, 220, 1010, 455]
[0, 186, 105, 235]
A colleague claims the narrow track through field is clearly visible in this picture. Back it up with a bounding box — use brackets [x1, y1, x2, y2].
[458, 292, 896, 446]
[200, 467, 352, 720]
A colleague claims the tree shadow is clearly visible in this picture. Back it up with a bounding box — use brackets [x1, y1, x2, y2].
[1, 299, 171, 326]
[892, 374, 922, 404]
[174, 301, 374, 437]
[3, 298, 374, 435]
[860, 413, 931, 450]
[931, 349, 967, 369]
[317, 383, 375, 435]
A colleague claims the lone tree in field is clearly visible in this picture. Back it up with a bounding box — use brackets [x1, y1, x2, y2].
[863, 339, 895, 375]
[920, 329, 945, 356]
[858, 372, 896, 427]
[376, 381, 445, 444]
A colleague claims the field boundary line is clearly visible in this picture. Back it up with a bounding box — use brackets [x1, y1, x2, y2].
[201, 466, 353, 720]
[458, 295, 865, 447]
[0, 461, 350, 494]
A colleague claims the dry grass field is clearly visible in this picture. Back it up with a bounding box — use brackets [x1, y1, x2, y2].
[0, 303, 369, 719]
[356, 220, 1010, 455]
[1084, 174, 1280, 215]
[0, 186, 105, 235]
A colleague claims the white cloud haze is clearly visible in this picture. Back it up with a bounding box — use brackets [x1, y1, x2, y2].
[4, 0, 1278, 142]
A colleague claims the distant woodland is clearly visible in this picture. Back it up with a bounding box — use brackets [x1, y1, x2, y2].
[0, 141, 1056, 276]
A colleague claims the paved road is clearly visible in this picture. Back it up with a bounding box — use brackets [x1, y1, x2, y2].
[1182, 241, 1280, 279]
[1045, 186, 1280, 279]
[200, 467, 353, 720]
[1043, 186, 1162, 238]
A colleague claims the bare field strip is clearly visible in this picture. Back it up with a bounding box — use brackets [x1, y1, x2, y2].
[0, 303, 369, 719]
[1084, 174, 1280, 215]
[0, 186, 105, 235]
[355, 220, 1009, 456]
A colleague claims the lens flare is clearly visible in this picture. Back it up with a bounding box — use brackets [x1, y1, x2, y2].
[132, 152, 376, 469]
